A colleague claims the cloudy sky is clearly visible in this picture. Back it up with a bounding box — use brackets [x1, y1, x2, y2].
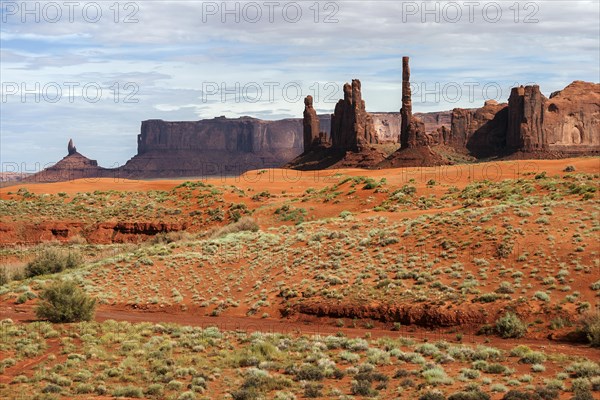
[1, 0, 599, 168]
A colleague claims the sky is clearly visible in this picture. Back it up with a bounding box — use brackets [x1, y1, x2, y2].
[1, 0, 599, 169]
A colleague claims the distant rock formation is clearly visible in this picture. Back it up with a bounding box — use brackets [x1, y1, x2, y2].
[330, 79, 378, 151]
[399, 57, 428, 148]
[506, 81, 600, 153]
[21, 147, 103, 183]
[16, 58, 599, 184]
[127, 116, 304, 177]
[67, 139, 77, 155]
[543, 81, 600, 152]
[450, 81, 600, 157]
[450, 100, 509, 157]
[415, 111, 452, 137]
[372, 113, 402, 143]
[400, 56, 413, 147]
[303, 95, 320, 152]
[383, 57, 446, 167]
[507, 85, 546, 151]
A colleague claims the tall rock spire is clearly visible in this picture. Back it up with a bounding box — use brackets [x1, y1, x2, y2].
[400, 56, 413, 148]
[303, 95, 320, 152]
[67, 138, 77, 155]
[330, 79, 377, 151]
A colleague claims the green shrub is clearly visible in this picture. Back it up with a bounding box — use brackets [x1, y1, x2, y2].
[448, 390, 491, 400]
[420, 390, 446, 400]
[0, 266, 8, 286]
[351, 379, 376, 396]
[304, 383, 323, 398]
[112, 386, 143, 398]
[534, 386, 558, 399]
[496, 312, 527, 338]
[35, 280, 96, 323]
[294, 364, 324, 381]
[25, 249, 82, 278]
[567, 361, 600, 378]
[571, 390, 594, 400]
[212, 217, 259, 238]
[501, 390, 538, 400]
[579, 313, 600, 347]
[519, 351, 547, 364]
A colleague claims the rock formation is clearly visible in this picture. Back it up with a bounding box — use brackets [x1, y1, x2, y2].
[415, 111, 452, 137]
[22, 146, 103, 183]
[330, 79, 377, 151]
[67, 139, 76, 155]
[399, 56, 428, 148]
[17, 57, 599, 184]
[449, 81, 600, 157]
[127, 116, 304, 177]
[507, 85, 546, 151]
[371, 113, 402, 144]
[303, 95, 320, 152]
[450, 100, 509, 157]
[535, 81, 599, 152]
[400, 57, 413, 147]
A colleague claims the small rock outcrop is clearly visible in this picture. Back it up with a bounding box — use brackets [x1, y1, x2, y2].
[303, 95, 320, 152]
[330, 79, 378, 151]
[67, 139, 77, 155]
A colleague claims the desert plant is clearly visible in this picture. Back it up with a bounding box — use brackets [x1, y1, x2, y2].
[567, 361, 600, 378]
[35, 280, 96, 323]
[25, 248, 82, 278]
[420, 390, 447, 400]
[448, 390, 491, 400]
[579, 313, 600, 347]
[303, 383, 323, 398]
[212, 217, 259, 238]
[0, 266, 8, 286]
[496, 312, 527, 338]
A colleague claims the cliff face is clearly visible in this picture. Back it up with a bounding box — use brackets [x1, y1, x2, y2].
[450, 101, 509, 157]
[138, 116, 302, 155]
[124, 116, 305, 177]
[449, 81, 600, 157]
[507, 85, 546, 151]
[543, 81, 600, 152]
[372, 113, 402, 143]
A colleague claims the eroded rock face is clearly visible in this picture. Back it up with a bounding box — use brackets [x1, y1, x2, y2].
[129, 116, 304, 176]
[138, 117, 302, 154]
[506, 81, 599, 153]
[372, 113, 402, 144]
[450, 100, 509, 157]
[303, 95, 320, 152]
[507, 85, 547, 151]
[330, 79, 378, 151]
[415, 111, 452, 137]
[543, 81, 600, 151]
[449, 81, 599, 156]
